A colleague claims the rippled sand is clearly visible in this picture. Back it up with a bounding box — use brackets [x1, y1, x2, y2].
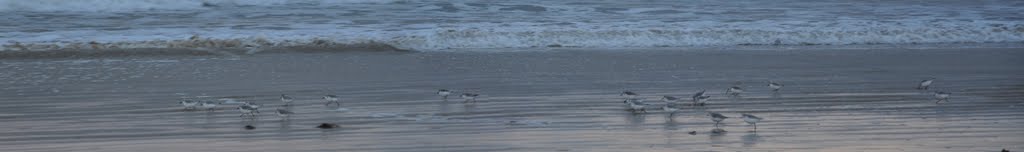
[0, 48, 1022, 152]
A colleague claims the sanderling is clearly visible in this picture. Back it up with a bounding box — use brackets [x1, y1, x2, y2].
[726, 86, 744, 97]
[237, 104, 259, 117]
[276, 109, 294, 119]
[242, 102, 262, 108]
[741, 113, 763, 132]
[691, 90, 710, 106]
[624, 98, 649, 113]
[934, 91, 951, 103]
[323, 95, 340, 106]
[620, 91, 638, 99]
[661, 96, 680, 103]
[662, 101, 682, 117]
[460, 93, 479, 103]
[694, 95, 711, 106]
[917, 78, 935, 90]
[178, 99, 200, 110]
[768, 81, 783, 92]
[708, 112, 729, 127]
[437, 89, 452, 100]
[280, 94, 295, 106]
[691, 90, 706, 100]
[200, 101, 219, 111]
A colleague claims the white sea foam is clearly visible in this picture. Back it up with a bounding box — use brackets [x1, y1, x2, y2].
[3, 20, 1021, 52]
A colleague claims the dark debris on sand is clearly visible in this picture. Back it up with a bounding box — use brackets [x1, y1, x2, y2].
[244, 125, 255, 130]
[317, 123, 340, 129]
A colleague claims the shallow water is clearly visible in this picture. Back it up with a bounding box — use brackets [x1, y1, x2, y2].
[0, 48, 1022, 152]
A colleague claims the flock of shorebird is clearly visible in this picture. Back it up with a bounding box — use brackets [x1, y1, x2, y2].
[619, 78, 950, 132]
[176, 78, 951, 131]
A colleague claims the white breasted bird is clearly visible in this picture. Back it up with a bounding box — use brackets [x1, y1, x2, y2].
[768, 81, 783, 92]
[918, 78, 935, 90]
[237, 104, 259, 117]
[691, 90, 710, 106]
[708, 112, 729, 127]
[741, 113, 763, 132]
[200, 101, 219, 111]
[934, 91, 951, 103]
[624, 98, 649, 113]
[437, 89, 452, 100]
[178, 99, 200, 110]
[662, 101, 682, 117]
[280, 94, 295, 106]
[323, 95, 340, 106]
[460, 93, 480, 103]
[727, 86, 744, 97]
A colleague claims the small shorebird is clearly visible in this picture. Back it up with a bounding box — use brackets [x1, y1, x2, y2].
[741, 113, 763, 132]
[620, 91, 638, 99]
[323, 95, 340, 106]
[692, 89, 708, 106]
[237, 105, 259, 117]
[662, 101, 682, 117]
[178, 99, 200, 110]
[934, 91, 951, 103]
[708, 112, 729, 127]
[691, 90, 709, 106]
[917, 78, 935, 90]
[624, 98, 649, 113]
[437, 89, 452, 100]
[768, 81, 783, 92]
[280, 94, 295, 106]
[276, 109, 294, 119]
[460, 93, 479, 103]
[692, 90, 706, 100]
[661, 96, 680, 103]
[200, 101, 219, 111]
[242, 102, 262, 108]
[726, 86, 744, 97]
[694, 95, 711, 106]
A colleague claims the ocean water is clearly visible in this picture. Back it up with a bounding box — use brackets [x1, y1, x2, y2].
[2, 0, 1024, 52]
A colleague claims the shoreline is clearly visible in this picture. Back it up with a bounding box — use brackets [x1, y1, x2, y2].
[1, 42, 1022, 59]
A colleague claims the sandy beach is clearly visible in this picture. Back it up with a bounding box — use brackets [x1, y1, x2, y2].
[0, 48, 1022, 152]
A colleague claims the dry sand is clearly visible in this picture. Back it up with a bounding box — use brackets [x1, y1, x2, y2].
[0, 48, 1021, 152]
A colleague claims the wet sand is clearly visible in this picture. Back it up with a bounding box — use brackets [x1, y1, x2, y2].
[0, 48, 1022, 152]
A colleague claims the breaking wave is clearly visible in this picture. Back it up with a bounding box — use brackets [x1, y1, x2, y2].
[2, 0, 1023, 57]
[3, 21, 1023, 53]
